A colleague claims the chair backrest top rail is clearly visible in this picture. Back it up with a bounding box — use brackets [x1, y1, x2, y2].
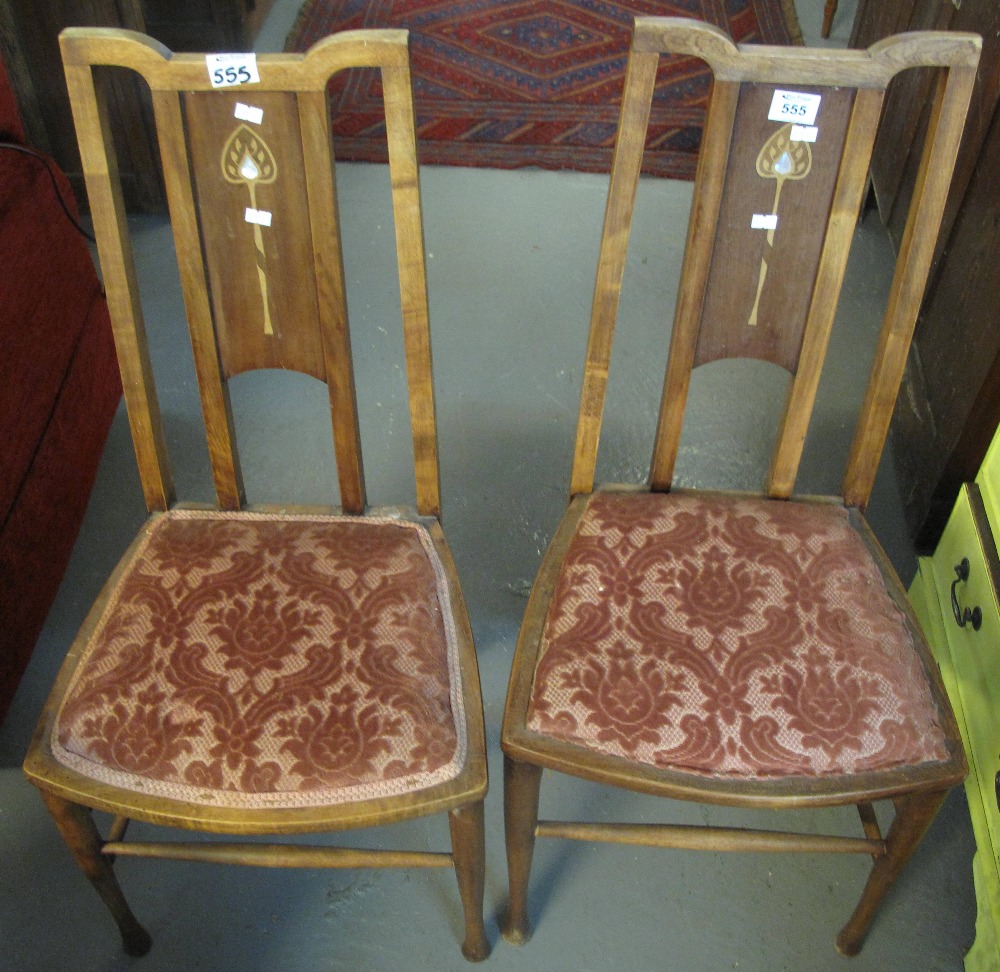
[60, 26, 410, 89]
[633, 17, 981, 85]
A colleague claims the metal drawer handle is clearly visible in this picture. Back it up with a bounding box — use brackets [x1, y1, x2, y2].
[951, 558, 983, 632]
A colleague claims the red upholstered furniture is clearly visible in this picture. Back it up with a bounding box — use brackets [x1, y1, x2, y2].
[0, 53, 121, 724]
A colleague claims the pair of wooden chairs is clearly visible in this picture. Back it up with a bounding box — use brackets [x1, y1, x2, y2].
[23, 17, 980, 963]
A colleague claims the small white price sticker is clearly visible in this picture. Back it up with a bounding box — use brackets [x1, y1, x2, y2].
[207, 53, 260, 89]
[245, 208, 272, 227]
[790, 124, 819, 143]
[751, 213, 778, 230]
[234, 102, 264, 124]
[768, 89, 821, 126]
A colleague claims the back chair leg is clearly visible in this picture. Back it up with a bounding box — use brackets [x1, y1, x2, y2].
[821, 0, 838, 37]
[501, 756, 543, 945]
[449, 801, 490, 961]
[40, 791, 152, 957]
[836, 789, 948, 955]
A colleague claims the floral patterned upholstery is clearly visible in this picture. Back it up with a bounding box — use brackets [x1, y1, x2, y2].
[527, 492, 949, 778]
[53, 510, 466, 809]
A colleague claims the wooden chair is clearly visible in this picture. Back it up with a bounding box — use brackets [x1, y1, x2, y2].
[22, 27, 489, 962]
[501, 18, 979, 956]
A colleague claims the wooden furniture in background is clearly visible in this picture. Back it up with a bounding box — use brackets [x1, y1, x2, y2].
[22, 27, 489, 962]
[850, 0, 1000, 551]
[141, 0, 276, 51]
[0, 0, 274, 211]
[909, 426, 1000, 971]
[501, 17, 979, 957]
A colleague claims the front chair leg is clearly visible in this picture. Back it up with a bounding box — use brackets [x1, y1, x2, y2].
[40, 791, 152, 956]
[501, 755, 542, 945]
[836, 789, 948, 955]
[449, 801, 489, 961]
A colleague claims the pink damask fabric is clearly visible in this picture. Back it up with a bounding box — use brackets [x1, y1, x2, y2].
[527, 492, 948, 778]
[53, 510, 467, 808]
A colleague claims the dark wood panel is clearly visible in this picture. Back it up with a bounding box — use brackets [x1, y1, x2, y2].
[896, 103, 1000, 547]
[864, 0, 1000, 258]
[861, 0, 955, 240]
[853, 0, 1000, 548]
[185, 89, 328, 379]
[144, 0, 275, 52]
[696, 83, 854, 372]
[0, 0, 274, 213]
[0, 0, 162, 211]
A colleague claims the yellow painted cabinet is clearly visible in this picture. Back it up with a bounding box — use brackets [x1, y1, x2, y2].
[911, 479, 1000, 971]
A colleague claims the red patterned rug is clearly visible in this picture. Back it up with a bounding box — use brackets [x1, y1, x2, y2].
[285, 0, 801, 178]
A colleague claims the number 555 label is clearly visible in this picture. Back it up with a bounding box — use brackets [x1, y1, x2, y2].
[768, 89, 821, 127]
[206, 53, 260, 89]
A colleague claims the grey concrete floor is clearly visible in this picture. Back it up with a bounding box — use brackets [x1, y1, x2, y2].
[0, 0, 980, 969]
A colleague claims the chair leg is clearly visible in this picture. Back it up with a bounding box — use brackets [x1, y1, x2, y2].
[836, 789, 947, 956]
[449, 801, 489, 962]
[501, 755, 543, 946]
[821, 0, 838, 37]
[40, 791, 152, 957]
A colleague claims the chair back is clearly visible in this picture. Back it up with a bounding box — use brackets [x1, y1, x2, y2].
[571, 19, 980, 509]
[60, 28, 438, 517]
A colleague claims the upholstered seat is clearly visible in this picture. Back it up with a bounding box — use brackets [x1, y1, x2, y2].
[53, 511, 466, 809]
[525, 491, 949, 779]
